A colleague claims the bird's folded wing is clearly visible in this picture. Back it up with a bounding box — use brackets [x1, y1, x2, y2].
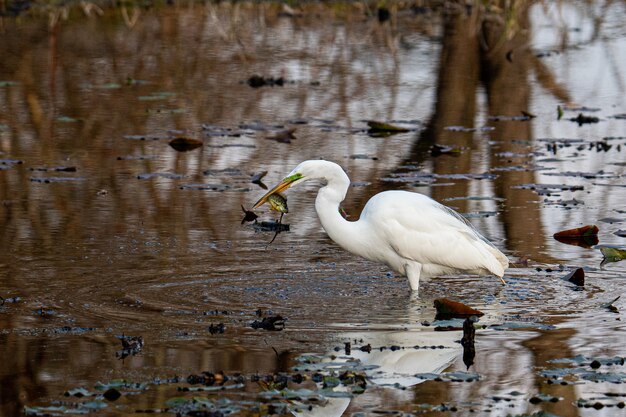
[365, 196, 506, 275]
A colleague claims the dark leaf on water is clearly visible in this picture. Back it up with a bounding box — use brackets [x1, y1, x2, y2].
[367, 121, 410, 134]
[251, 315, 285, 331]
[103, 388, 122, 401]
[168, 137, 203, 152]
[30, 166, 77, 172]
[434, 298, 483, 320]
[30, 176, 86, 183]
[241, 206, 258, 224]
[265, 128, 297, 144]
[250, 171, 268, 188]
[208, 323, 225, 334]
[553, 225, 599, 248]
[561, 268, 584, 286]
[570, 113, 600, 126]
[247, 75, 285, 88]
[553, 225, 598, 238]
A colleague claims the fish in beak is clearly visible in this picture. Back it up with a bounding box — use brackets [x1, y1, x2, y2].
[253, 173, 304, 210]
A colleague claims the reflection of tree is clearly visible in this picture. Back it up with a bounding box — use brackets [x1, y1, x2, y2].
[403, 2, 569, 261]
[522, 328, 579, 417]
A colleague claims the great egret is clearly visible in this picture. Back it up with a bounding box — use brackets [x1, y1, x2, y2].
[253, 160, 509, 292]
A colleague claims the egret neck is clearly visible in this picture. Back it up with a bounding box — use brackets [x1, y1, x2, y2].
[314, 172, 369, 259]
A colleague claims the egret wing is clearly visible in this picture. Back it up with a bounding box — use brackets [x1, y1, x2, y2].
[361, 191, 506, 276]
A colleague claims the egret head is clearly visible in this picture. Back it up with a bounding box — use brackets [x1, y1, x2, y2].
[252, 160, 345, 209]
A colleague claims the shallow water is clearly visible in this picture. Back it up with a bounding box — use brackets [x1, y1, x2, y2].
[1, 1, 626, 416]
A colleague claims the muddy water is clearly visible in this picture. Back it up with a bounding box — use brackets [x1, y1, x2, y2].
[1, 1, 625, 416]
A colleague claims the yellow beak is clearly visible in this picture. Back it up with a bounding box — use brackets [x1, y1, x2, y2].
[252, 177, 296, 210]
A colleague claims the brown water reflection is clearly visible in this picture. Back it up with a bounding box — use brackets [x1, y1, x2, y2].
[1, 1, 626, 416]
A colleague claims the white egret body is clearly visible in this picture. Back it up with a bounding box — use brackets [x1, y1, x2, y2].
[253, 160, 509, 292]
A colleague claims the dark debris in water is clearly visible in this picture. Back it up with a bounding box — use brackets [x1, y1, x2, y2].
[513, 183, 583, 195]
[168, 137, 203, 152]
[246, 74, 286, 88]
[208, 323, 225, 334]
[29, 176, 86, 183]
[180, 183, 249, 192]
[116, 335, 144, 359]
[252, 220, 289, 233]
[137, 172, 185, 180]
[561, 268, 584, 287]
[416, 371, 481, 383]
[0, 295, 21, 305]
[30, 166, 77, 172]
[265, 127, 297, 144]
[250, 315, 285, 331]
[569, 113, 600, 126]
[434, 298, 483, 320]
[240, 205, 258, 224]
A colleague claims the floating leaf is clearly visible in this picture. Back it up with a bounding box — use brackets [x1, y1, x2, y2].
[553, 225, 599, 238]
[241, 206, 258, 224]
[251, 315, 285, 331]
[367, 121, 410, 134]
[561, 268, 584, 286]
[600, 296, 620, 313]
[266, 128, 297, 144]
[434, 298, 483, 319]
[570, 113, 600, 125]
[600, 247, 626, 266]
[103, 388, 122, 401]
[169, 137, 203, 152]
[431, 144, 463, 157]
[250, 171, 268, 189]
[247, 75, 285, 88]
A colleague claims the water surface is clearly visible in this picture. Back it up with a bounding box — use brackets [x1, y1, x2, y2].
[1, 1, 625, 416]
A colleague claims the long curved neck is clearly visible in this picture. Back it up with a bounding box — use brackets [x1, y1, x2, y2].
[314, 176, 366, 257]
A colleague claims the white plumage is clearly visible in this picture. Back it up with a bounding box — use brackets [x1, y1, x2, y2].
[253, 160, 509, 292]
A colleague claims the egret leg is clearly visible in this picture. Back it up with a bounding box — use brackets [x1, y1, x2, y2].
[405, 263, 422, 292]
